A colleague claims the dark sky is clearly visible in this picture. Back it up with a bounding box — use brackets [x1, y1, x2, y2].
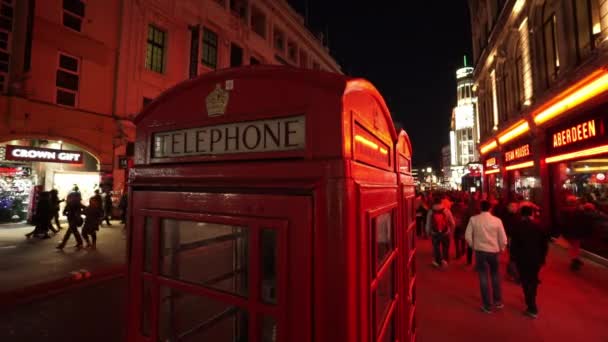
[287, 1, 472, 168]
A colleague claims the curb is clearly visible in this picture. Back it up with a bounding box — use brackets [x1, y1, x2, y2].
[0, 264, 126, 308]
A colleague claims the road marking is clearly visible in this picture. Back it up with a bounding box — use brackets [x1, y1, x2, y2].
[0, 245, 17, 249]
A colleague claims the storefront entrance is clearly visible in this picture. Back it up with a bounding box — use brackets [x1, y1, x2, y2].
[0, 139, 100, 223]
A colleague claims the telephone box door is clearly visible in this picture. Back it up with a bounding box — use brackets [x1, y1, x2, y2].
[128, 191, 312, 342]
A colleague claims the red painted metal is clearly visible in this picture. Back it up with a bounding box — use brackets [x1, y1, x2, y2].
[126, 66, 415, 342]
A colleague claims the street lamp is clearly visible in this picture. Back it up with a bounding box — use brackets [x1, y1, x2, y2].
[426, 167, 432, 173]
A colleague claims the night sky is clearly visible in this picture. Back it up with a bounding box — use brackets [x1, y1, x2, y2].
[287, 1, 472, 168]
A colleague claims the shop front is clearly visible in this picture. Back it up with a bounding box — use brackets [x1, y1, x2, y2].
[483, 154, 502, 198]
[546, 112, 608, 259]
[0, 139, 101, 223]
[502, 142, 540, 204]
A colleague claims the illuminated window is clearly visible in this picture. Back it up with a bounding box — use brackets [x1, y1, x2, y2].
[55, 53, 79, 107]
[62, 0, 85, 32]
[542, 5, 560, 86]
[145, 25, 166, 73]
[273, 27, 285, 52]
[202, 27, 218, 69]
[572, 0, 601, 62]
[251, 5, 266, 38]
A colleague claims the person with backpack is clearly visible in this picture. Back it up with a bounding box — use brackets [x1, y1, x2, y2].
[465, 200, 508, 313]
[426, 196, 456, 268]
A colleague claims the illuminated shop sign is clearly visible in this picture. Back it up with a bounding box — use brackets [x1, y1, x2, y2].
[152, 115, 306, 158]
[552, 119, 597, 148]
[485, 157, 497, 168]
[5, 145, 83, 164]
[505, 144, 530, 162]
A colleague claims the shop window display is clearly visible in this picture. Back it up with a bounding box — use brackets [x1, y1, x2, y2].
[0, 166, 32, 222]
[553, 158, 608, 258]
[511, 168, 541, 204]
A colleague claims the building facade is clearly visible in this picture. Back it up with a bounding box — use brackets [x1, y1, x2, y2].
[0, 0, 340, 222]
[469, 0, 608, 259]
[447, 60, 481, 189]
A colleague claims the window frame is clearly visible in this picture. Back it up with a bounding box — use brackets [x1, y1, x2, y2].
[61, 0, 85, 33]
[273, 27, 285, 52]
[145, 24, 167, 74]
[202, 26, 219, 69]
[136, 209, 289, 342]
[542, 5, 560, 86]
[55, 52, 80, 107]
[572, 0, 600, 62]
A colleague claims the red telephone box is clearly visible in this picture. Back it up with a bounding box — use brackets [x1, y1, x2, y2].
[127, 66, 416, 342]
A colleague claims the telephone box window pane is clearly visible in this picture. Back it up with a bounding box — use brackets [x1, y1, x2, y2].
[160, 219, 249, 297]
[140, 280, 152, 337]
[261, 229, 277, 304]
[143, 217, 153, 273]
[375, 262, 394, 336]
[375, 212, 393, 270]
[158, 286, 248, 341]
[379, 314, 395, 342]
[261, 316, 277, 342]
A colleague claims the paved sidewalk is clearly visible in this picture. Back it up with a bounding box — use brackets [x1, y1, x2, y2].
[416, 238, 608, 342]
[0, 220, 127, 299]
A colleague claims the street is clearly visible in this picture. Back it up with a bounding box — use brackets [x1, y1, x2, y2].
[0, 277, 126, 342]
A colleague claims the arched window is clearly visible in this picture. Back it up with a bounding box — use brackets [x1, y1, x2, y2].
[572, 0, 601, 61]
[515, 41, 525, 110]
[542, 3, 560, 85]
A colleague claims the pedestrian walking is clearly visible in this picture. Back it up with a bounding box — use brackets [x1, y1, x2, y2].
[426, 196, 455, 268]
[465, 200, 508, 313]
[500, 201, 521, 282]
[57, 194, 84, 250]
[26, 192, 55, 238]
[82, 196, 104, 249]
[49, 189, 64, 231]
[415, 193, 429, 239]
[451, 197, 468, 259]
[103, 191, 113, 226]
[510, 206, 550, 318]
[118, 192, 128, 224]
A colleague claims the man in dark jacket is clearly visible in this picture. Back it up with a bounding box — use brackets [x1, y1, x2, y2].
[510, 206, 550, 319]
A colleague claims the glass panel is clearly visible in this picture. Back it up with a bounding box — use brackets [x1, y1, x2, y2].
[260, 229, 277, 304]
[553, 158, 608, 259]
[56, 70, 79, 90]
[261, 316, 277, 342]
[160, 219, 249, 297]
[379, 313, 394, 342]
[59, 54, 78, 72]
[56, 89, 76, 106]
[143, 217, 153, 273]
[375, 212, 393, 270]
[141, 281, 152, 337]
[375, 262, 394, 336]
[158, 286, 248, 342]
[63, 12, 81, 31]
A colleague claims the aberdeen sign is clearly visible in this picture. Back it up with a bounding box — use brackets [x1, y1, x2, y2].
[5, 145, 83, 164]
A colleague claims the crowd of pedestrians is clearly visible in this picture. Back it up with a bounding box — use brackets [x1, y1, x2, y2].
[25, 185, 128, 250]
[416, 190, 549, 318]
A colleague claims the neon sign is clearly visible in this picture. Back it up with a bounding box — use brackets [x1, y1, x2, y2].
[552, 119, 597, 148]
[486, 158, 497, 168]
[505, 144, 530, 162]
[5, 145, 83, 164]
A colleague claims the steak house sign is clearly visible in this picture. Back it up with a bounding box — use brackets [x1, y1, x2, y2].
[152, 115, 306, 158]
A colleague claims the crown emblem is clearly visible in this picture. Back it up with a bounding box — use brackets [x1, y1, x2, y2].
[206, 84, 230, 117]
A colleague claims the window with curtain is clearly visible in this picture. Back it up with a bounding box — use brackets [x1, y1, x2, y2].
[572, 0, 601, 62]
[542, 4, 560, 85]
